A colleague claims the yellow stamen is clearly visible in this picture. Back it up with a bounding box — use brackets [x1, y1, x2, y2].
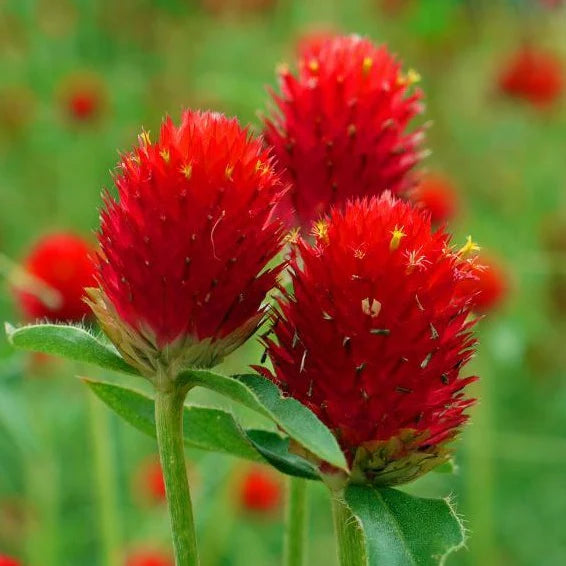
[362, 298, 381, 318]
[311, 219, 329, 243]
[362, 57, 373, 76]
[139, 130, 151, 146]
[389, 225, 406, 251]
[284, 227, 301, 244]
[160, 149, 170, 164]
[308, 59, 319, 73]
[397, 68, 421, 87]
[180, 163, 192, 180]
[225, 165, 234, 180]
[459, 235, 481, 257]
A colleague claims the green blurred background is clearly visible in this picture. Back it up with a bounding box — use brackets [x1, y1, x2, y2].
[1, 0, 566, 564]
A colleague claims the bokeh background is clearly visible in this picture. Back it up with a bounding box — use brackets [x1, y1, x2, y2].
[1, 0, 566, 565]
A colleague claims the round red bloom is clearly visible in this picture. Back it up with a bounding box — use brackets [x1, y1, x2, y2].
[264, 34, 426, 228]
[126, 550, 173, 566]
[458, 255, 508, 313]
[498, 45, 564, 108]
[60, 74, 105, 122]
[259, 195, 478, 486]
[16, 232, 96, 322]
[239, 465, 282, 513]
[409, 172, 459, 225]
[0, 556, 20, 566]
[88, 110, 286, 374]
[137, 459, 166, 502]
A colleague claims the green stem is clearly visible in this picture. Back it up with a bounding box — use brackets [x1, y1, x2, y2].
[155, 387, 199, 566]
[284, 477, 309, 566]
[87, 391, 122, 566]
[332, 495, 366, 566]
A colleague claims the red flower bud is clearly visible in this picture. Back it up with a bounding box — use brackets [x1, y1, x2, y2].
[264, 34, 426, 228]
[409, 172, 459, 225]
[125, 550, 173, 566]
[0, 556, 20, 566]
[259, 195, 478, 486]
[88, 110, 286, 375]
[498, 45, 564, 108]
[16, 232, 96, 322]
[239, 465, 282, 513]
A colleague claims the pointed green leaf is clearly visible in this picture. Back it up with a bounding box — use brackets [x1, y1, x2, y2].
[183, 369, 347, 472]
[84, 378, 318, 479]
[5, 323, 139, 376]
[344, 485, 466, 566]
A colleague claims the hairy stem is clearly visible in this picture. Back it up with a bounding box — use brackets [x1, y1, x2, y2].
[332, 495, 366, 566]
[155, 386, 199, 565]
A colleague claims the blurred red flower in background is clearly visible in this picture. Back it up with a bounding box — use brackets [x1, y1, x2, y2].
[239, 465, 282, 513]
[16, 232, 96, 322]
[60, 73, 106, 122]
[88, 110, 286, 373]
[259, 195, 479, 486]
[264, 34, 426, 228]
[136, 458, 166, 503]
[0, 556, 20, 566]
[409, 172, 459, 225]
[125, 550, 173, 566]
[498, 45, 564, 108]
[458, 255, 509, 313]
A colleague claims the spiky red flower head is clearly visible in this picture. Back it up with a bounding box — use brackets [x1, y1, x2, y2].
[259, 195, 479, 486]
[0, 557, 20, 566]
[239, 465, 282, 513]
[89, 110, 286, 375]
[498, 45, 564, 108]
[126, 550, 173, 566]
[264, 34, 425, 228]
[458, 255, 508, 313]
[409, 172, 459, 225]
[16, 232, 96, 322]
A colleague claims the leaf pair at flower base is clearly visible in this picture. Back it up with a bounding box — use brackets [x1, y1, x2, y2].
[5, 322, 465, 565]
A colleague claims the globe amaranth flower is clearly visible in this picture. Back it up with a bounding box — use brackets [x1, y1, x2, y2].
[258, 194, 479, 487]
[126, 550, 173, 566]
[498, 45, 563, 108]
[16, 232, 96, 322]
[87, 110, 286, 377]
[409, 171, 459, 225]
[239, 465, 282, 513]
[264, 34, 426, 228]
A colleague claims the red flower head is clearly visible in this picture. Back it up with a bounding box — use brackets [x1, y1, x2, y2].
[87, 110, 286, 375]
[136, 458, 166, 503]
[264, 34, 426, 228]
[498, 45, 564, 108]
[0, 556, 20, 566]
[239, 465, 282, 513]
[409, 172, 459, 225]
[16, 232, 96, 322]
[259, 195, 479, 486]
[126, 550, 173, 566]
[458, 254, 508, 313]
[60, 73, 106, 122]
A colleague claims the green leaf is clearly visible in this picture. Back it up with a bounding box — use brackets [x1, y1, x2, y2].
[5, 323, 139, 376]
[184, 369, 348, 472]
[84, 378, 318, 479]
[344, 485, 466, 566]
